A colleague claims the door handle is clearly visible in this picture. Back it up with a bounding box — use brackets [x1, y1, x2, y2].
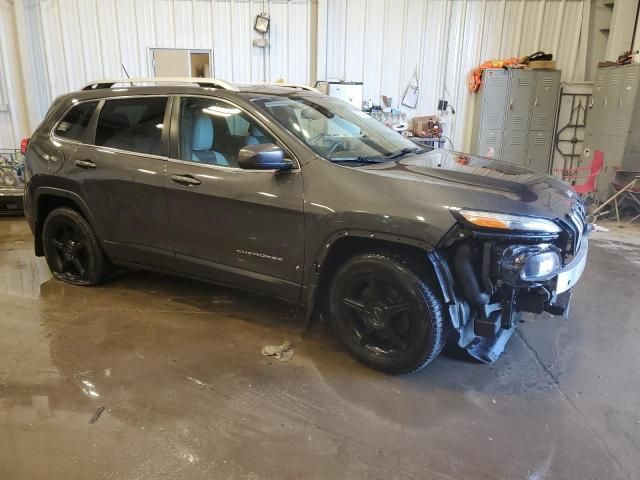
[169, 174, 201, 186]
[75, 159, 97, 169]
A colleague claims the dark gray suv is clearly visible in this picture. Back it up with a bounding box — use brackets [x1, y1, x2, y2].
[23, 78, 589, 374]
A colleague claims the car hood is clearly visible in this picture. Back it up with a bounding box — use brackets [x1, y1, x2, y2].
[360, 149, 578, 220]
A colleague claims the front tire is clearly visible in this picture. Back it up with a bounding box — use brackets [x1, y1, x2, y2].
[328, 252, 447, 374]
[42, 207, 108, 286]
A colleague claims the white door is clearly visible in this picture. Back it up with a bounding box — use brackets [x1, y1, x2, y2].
[151, 49, 212, 78]
[153, 50, 190, 77]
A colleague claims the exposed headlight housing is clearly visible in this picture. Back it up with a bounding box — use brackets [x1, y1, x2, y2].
[500, 245, 561, 285]
[458, 209, 562, 233]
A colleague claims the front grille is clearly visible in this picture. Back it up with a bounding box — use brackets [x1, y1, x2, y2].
[560, 198, 587, 259]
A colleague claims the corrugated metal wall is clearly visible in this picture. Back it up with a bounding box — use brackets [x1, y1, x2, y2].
[0, 0, 18, 146]
[6, 0, 591, 153]
[20, 0, 314, 128]
[317, 0, 589, 150]
[0, 52, 15, 148]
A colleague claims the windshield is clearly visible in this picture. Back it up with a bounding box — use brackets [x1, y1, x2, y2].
[253, 95, 424, 164]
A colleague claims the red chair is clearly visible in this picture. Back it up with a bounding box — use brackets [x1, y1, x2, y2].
[554, 150, 604, 199]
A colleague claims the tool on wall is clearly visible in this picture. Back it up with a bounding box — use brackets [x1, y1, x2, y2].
[401, 68, 419, 108]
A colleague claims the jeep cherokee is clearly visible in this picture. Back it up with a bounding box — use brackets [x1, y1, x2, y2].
[23, 77, 589, 374]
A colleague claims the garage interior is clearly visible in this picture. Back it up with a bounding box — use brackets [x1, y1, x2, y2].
[1, 0, 640, 479]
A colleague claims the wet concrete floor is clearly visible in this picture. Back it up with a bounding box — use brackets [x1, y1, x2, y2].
[1, 216, 639, 479]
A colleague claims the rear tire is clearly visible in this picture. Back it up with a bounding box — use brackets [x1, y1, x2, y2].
[42, 207, 108, 286]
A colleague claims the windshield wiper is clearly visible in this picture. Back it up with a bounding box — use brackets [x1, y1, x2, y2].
[385, 147, 423, 160]
[330, 156, 386, 164]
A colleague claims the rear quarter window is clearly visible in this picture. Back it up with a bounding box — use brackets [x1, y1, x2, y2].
[54, 101, 98, 142]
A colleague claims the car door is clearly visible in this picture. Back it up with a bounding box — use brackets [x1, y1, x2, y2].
[67, 96, 175, 270]
[164, 95, 305, 301]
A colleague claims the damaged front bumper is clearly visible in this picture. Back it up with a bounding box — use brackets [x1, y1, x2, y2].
[555, 238, 588, 295]
[428, 233, 589, 364]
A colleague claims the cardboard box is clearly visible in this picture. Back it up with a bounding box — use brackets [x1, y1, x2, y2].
[528, 60, 557, 70]
[412, 115, 438, 133]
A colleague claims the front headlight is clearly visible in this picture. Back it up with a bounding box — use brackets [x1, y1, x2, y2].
[500, 245, 561, 285]
[458, 209, 562, 233]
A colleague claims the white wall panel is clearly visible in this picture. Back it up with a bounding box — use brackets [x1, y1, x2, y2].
[211, 0, 233, 78]
[155, 0, 176, 47]
[454, 0, 485, 149]
[520, 0, 546, 54]
[0, 0, 29, 148]
[17, 0, 314, 130]
[58, 0, 86, 89]
[135, 0, 158, 77]
[556, 0, 585, 80]
[40, 0, 67, 97]
[361, 0, 384, 100]
[318, 0, 589, 150]
[78, 0, 105, 82]
[288, 0, 311, 83]
[0, 1, 16, 146]
[174, 0, 195, 48]
[417, 0, 447, 116]
[480, 0, 505, 61]
[95, 0, 122, 79]
[230, 1, 253, 81]
[21, 0, 51, 122]
[343, 0, 365, 82]
[379, 0, 405, 105]
[192, 0, 212, 49]
[116, 0, 143, 79]
[499, 0, 526, 58]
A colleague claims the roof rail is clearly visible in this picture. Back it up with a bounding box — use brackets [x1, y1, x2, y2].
[268, 83, 319, 92]
[81, 77, 239, 92]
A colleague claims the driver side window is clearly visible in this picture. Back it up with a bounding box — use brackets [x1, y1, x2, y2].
[178, 97, 275, 167]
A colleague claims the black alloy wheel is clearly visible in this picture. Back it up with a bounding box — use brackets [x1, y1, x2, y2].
[42, 207, 107, 286]
[329, 252, 447, 374]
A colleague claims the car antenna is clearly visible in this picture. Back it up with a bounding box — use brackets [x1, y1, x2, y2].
[121, 64, 132, 86]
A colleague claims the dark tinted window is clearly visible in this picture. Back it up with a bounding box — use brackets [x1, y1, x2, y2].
[95, 97, 167, 155]
[54, 101, 97, 142]
[178, 97, 274, 167]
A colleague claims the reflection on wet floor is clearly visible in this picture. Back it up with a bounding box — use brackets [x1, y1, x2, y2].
[0, 229, 51, 299]
[1, 217, 639, 480]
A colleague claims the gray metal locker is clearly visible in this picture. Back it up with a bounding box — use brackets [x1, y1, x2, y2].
[604, 68, 622, 135]
[478, 130, 503, 159]
[503, 130, 528, 165]
[470, 68, 560, 172]
[531, 70, 561, 131]
[581, 64, 640, 200]
[480, 70, 509, 131]
[614, 67, 639, 134]
[589, 69, 608, 133]
[527, 132, 552, 172]
[506, 70, 533, 131]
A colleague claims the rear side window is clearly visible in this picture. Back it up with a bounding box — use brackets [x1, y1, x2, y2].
[54, 101, 98, 142]
[95, 97, 167, 155]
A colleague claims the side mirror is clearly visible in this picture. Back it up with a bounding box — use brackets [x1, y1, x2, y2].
[238, 143, 293, 170]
